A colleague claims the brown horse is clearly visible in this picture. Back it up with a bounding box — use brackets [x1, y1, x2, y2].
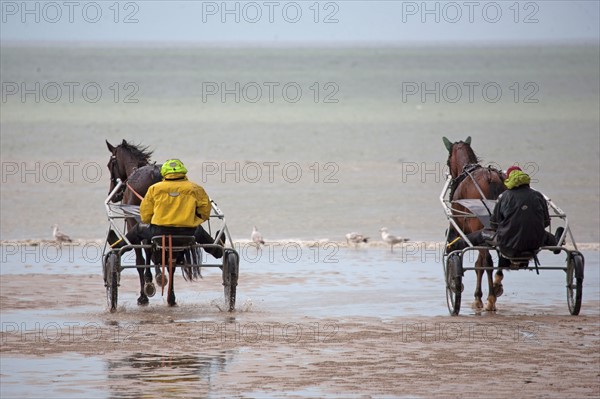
[106, 139, 154, 202]
[106, 139, 162, 305]
[443, 136, 506, 311]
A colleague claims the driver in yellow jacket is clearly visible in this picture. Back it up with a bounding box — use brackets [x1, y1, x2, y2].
[140, 161, 211, 228]
[118, 159, 223, 258]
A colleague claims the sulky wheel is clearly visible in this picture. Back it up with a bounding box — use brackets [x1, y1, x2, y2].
[566, 253, 584, 315]
[445, 253, 463, 316]
[104, 252, 120, 313]
[222, 250, 239, 312]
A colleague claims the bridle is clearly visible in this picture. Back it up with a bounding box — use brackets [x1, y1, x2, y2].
[108, 152, 149, 203]
[108, 154, 126, 202]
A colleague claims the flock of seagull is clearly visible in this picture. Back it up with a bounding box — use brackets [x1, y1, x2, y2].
[251, 226, 410, 252]
[347, 228, 410, 252]
[53, 224, 409, 252]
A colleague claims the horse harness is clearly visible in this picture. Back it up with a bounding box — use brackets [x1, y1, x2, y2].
[449, 163, 479, 202]
[109, 155, 157, 202]
[126, 182, 145, 202]
[108, 155, 126, 202]
[449, 163, 503, 217]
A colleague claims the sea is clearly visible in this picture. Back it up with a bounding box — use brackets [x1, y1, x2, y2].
[1, 43, 599, 244]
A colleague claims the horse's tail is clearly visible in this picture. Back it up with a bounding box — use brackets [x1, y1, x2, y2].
[182, 266, 202, 281]
[181, 248, 202, 281]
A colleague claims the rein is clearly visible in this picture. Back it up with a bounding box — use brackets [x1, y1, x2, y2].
[464, 167, 493, 217]
[126, 181, 145, 202]
[161, 235, 166, 295]
[159, 235, 174, 298]
[449, 163, 479, 201]
[110, 151, 154, 203]
[451, 164, 504, 217]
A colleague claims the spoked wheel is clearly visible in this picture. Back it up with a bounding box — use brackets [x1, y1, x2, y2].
[104, 252, 120, 313]
[566, 253, 584, 315]
[445, 253, 463, 316]
[222, 250, 239, 312]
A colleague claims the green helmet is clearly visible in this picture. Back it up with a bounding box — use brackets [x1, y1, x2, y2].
[161, 159, 188, 177]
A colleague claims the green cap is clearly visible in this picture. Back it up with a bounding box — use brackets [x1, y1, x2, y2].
[161, 159, 188, 177]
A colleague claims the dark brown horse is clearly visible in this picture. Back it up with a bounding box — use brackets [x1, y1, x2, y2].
[106, 140, 162, 305]
[443, 136, 506, 311]
[106, 139, 154, 203]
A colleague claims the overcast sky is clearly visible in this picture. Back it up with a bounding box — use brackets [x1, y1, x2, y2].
[1, 0, 599, 44]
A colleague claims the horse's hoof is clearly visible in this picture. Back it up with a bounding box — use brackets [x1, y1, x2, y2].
[167, 292, 177, 307]
[144, 282, 156, 298]
[493, 283, 504, 297]
[484, 301, 497, 312]
[472, 300, 484, 310]
[137, 296, 149, 306]
[156, 273, 168, 287]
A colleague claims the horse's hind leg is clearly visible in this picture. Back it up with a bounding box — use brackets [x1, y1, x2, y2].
[144, 248, 153, 283]
[484, 252, 498, 311]
[136, 267, 149, 305]
[472, 252, 484, 310]
[493, 269, 504, 297]
[135, 249, 149, 305]
[167, 267, 177, 307]
[141, 248, 157, 298]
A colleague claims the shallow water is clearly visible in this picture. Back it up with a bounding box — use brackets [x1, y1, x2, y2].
[1, 247, 599, 398]
[1, 355, 107, 399]
[2, 246, 599, 317]
[1, 352, 404, 399]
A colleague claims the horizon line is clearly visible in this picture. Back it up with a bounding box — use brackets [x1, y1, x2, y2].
[2, 38, 598, 49]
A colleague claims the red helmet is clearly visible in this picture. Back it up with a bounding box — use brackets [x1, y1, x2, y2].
[505, 165, 522, 177]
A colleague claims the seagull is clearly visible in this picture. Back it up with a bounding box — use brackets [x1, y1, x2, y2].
[345, 232, 369, 247]
[251, 226, 265, 247]
[52, 224, 72, 244]
[380, 227, 409, 252]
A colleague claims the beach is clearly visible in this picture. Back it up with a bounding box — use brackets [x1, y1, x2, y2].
[1, 245, 599, 398]
[1, 43, 599, 398]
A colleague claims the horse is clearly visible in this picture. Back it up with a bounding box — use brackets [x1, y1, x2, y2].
[443, 136, 506, 311]
[106, 139, 162, 305]
[106, 140, 208, 307]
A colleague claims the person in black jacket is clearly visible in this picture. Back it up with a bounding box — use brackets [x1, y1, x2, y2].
[491, 166, 562, 260]
[448, 166, 563, 261]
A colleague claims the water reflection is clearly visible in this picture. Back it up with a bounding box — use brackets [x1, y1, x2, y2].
[107, 350, 235, 399]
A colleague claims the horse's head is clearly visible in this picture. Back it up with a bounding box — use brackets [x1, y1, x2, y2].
[106, 139, 153, 202]
[443, 136, 477, 178]
[107, 140, 125, 200]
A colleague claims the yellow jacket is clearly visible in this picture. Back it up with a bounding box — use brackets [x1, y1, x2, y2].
[140, 174, 211, 227]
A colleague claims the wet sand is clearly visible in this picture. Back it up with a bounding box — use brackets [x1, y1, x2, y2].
[1, 247, 599, 398]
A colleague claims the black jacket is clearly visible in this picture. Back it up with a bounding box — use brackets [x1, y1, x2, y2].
[490, 185, 550, 252]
